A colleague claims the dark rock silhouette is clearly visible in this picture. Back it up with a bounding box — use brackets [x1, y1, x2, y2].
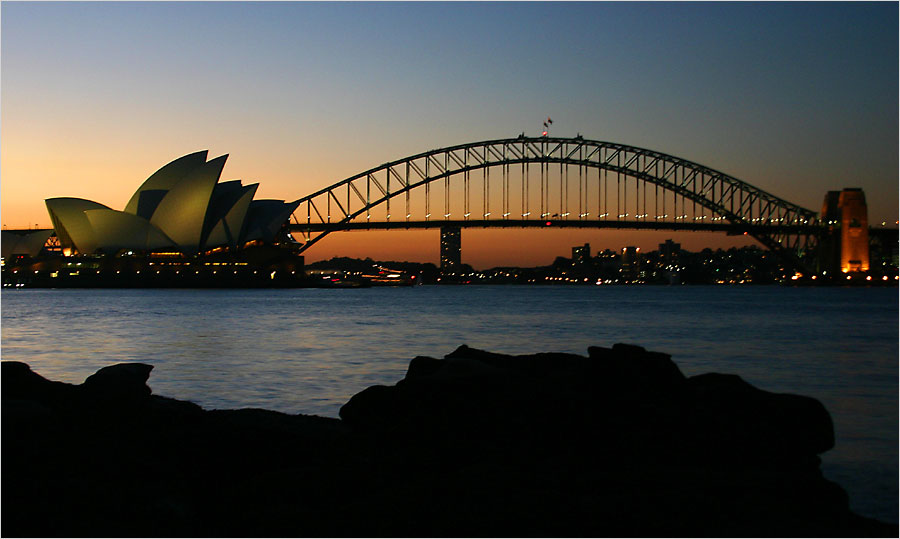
[2, 346, 895, 537]
[82, 362, 154, 398]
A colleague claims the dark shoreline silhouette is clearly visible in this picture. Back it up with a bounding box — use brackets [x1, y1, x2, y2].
[3, 344, 896, 537]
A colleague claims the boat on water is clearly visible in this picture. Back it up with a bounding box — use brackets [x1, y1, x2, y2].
[360, 268, 417, 286]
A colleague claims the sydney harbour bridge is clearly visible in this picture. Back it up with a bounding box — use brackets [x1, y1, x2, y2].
[286, 135, 866, 275]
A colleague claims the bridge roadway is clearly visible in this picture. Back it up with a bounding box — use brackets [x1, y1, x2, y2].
[288, 219, 824, 236]
[7, 224, 894, 238]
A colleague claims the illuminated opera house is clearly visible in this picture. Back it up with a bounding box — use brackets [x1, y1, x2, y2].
[45, 151, 299, 257]
[2, 151, 305, 287]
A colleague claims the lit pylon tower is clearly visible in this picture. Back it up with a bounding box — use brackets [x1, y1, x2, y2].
[820, 188, 870, 274]
[838, 189, 869, 273]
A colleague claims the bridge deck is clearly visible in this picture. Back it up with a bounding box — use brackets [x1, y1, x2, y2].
[289, 219, 830, 235]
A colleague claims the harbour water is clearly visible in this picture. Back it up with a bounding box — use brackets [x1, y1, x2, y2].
[1, 285, 896, 523]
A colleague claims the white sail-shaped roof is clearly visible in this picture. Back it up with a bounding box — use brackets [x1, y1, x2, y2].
[45, 198, 112, 254]
[201, 181, 247, 240]
[1, 229, 54, 258]
[149, 155, 227, 254]
[84, 209, 176, 253]
[204, 184, 258, 250]
[242, 199, 301, 243]
[124, 150, 209, 218]
[45, 151, 297, 257]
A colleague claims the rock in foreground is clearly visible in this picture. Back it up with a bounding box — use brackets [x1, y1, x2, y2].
[2, 345, 895, 537]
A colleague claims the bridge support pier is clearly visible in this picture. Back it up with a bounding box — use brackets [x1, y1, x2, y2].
[440, 226, 461, 273]
[819, 188, 870, 275]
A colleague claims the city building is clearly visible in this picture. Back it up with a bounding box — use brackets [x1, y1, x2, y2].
[620, 246, 641, 279]
[658, 239, 680, 264]
[45, 151, 300, 257]
[440, 226, 461, 271]
[572, 243, 591, 264]
[656, 239, 682, 284]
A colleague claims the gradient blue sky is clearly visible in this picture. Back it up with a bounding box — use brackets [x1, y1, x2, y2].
[2, 2, 897, 267]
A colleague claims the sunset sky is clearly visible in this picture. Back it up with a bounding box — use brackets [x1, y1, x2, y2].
[2, 2, 897, 269]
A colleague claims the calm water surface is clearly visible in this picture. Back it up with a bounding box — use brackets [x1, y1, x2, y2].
[1, 285, 897, 522]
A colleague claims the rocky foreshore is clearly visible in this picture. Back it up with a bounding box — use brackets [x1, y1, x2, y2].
[2, 344, 896, 537]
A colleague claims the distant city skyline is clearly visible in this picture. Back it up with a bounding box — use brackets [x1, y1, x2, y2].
[2, 2, 897, 268]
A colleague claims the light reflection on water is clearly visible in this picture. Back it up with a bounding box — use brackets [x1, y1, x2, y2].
[1, 285, 897, 523]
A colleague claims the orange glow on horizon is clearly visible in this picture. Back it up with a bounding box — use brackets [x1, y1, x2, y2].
[303, 228, 759, 270]
[3, 144, 766, 268]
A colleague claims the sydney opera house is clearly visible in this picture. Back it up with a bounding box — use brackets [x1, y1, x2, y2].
[45, 151, 299, 256]
[2, 151, 306, 287]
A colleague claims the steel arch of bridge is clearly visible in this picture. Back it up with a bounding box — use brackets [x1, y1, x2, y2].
[289, 136, 820, 270]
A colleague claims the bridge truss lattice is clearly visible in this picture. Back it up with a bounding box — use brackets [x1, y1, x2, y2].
[289, 136, 820, 271]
